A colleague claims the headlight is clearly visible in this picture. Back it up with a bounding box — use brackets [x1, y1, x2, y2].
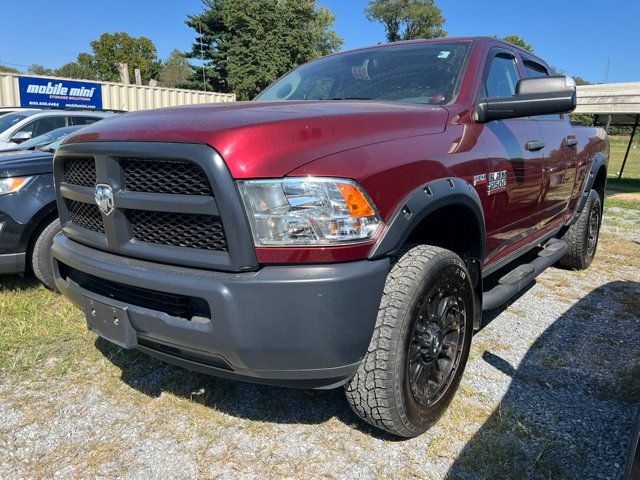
[0, 176, 33, 195]
[238, 177, 383, 246]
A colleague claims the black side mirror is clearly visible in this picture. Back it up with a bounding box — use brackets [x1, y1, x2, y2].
[476, 76, 577, 123]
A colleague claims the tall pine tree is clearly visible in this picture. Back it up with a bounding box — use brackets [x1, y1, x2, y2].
[184, 0, 343, 99]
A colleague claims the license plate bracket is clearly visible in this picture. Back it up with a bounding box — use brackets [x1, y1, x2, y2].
[83, 296, 138, 349]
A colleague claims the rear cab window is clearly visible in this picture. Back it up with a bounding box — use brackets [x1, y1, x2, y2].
[521, 56, 561, 120]
[70, 116, 101, 126]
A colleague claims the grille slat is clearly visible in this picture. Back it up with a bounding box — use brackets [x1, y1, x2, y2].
[66, 200, 104, 233]
[122, 158, 213, 196]
[126, 210, 227, 251]
[64, 158, 96, 187]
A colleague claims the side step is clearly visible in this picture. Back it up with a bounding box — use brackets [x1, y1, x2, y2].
[482, 239, 568, 311]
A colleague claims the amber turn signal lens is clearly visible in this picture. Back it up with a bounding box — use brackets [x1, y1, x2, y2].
[0, 176, 33, 195]
[337, 183, 376, 217]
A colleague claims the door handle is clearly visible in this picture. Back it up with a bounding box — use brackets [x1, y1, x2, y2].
[525, 140, 545, 152]
[565, 135, 578, 147]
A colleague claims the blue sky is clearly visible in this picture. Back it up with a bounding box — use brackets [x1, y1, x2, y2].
[1, 0, 638, 84]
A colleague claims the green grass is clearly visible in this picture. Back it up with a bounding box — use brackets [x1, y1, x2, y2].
[606, 177, 640, 194]
[609, 136, 640, 179]
[0, 277, 92, 375]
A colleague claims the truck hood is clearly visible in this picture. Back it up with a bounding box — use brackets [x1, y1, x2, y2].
[64, 101, 448, 178]
[0, 150, 53, 177]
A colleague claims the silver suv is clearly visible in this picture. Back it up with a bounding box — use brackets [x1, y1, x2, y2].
[0, 109, 113, 151]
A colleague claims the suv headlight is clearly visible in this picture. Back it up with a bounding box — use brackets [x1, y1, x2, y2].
[0, 176, 33, 195]
[238, 177, 383, 246]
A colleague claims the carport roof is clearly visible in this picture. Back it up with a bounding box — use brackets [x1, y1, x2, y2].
[575, 82, 640, 124]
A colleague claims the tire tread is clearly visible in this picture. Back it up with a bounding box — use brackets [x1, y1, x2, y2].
[344, 245, 466, 437]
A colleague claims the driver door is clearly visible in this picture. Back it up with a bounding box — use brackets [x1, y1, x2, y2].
[479, 49, 545, 264]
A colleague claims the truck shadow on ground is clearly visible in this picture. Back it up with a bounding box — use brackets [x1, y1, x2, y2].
[96, 280, 640, 454]
[447, 280, 640, 479]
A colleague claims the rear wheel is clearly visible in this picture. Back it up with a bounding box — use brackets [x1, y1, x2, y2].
[557, 189, 602, 270]
[31, 218, 61, 291]
[344, 245, 474, 437]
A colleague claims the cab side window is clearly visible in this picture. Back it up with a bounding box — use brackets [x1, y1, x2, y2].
[70, 116, 100, 126]
[15, 116, 66, 138]
[523, 60, 549, 78]
[522, 59, 561, 120]
[484, 52, 520, 98]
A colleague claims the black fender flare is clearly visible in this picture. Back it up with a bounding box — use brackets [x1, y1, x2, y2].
[567, 151, 608, 227]
[369, 177, 485, 261]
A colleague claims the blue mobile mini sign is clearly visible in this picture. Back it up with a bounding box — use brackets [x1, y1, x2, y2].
[18, 76, 103, 110]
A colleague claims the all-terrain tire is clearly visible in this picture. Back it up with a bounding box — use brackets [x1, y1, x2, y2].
[557, 189, 602, 270]
[31, 218, 61, 291]
[344, 245, 474, 438]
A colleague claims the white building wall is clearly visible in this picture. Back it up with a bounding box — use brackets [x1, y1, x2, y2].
[0, 73, 235, 111]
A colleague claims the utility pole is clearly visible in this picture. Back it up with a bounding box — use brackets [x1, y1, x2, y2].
[603, 57, 610, 84]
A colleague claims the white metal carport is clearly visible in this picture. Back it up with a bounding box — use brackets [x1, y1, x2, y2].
[576, 82, 640, 178]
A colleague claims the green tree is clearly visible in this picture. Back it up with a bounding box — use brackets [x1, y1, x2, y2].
[159, 50, 191, 88]
[572, 75, 591, 86]
[53, 52, 99, 81]
[502, 34, 533, 52]
[365, 0, 446, 43]
[27, 64, 54, 76]
[0, 65, 20, 73]
[88, 32, 158, 83]
[184, 0, 344, 99]
[55, 33, 158, 83]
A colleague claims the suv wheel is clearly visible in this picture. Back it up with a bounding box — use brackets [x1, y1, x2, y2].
[344, 245, 474, 437]
[557, 189, 602, 270]
[31, 218, 61, 291]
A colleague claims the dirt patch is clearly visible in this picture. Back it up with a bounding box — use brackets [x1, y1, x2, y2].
[608, 192, 640, 202]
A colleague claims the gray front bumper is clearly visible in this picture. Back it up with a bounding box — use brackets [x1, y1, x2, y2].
[52, 234, 389, 389]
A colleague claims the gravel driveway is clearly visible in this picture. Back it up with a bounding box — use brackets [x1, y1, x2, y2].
[1, 206, 639, 479]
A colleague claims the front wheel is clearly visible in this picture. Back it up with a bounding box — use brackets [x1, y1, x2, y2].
[344, 245, 474, 438]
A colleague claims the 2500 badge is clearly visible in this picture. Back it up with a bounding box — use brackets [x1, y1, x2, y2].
[487, 170, 507, 195]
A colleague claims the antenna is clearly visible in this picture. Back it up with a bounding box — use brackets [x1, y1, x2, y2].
[603, 57, 610, 84]
[198, 23, 207, 91]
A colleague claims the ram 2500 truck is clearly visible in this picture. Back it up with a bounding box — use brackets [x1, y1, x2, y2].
[51, 37, 608, 437]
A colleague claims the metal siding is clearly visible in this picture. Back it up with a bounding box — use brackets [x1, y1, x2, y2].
[575, 83, 640, 115]
[0, 73, 235, 110]
[0, 75, 20, 107]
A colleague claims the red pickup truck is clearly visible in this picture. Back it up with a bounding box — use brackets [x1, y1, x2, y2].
[51, 37, 608, 437]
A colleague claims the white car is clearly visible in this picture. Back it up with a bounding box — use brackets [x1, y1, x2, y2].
[0, 107, 33, 117]
[0, 110, 113, 151]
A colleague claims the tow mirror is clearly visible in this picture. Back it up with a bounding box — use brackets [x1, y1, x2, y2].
[11, 131, 33, 144]
[476, 76, 577, 123]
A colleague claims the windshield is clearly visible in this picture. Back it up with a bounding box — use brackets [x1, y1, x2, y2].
[42, 136, 66, 153]
[0, 113, 29, 134]
[18, 126, 79, 150]
[256, 42, 471, 105]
